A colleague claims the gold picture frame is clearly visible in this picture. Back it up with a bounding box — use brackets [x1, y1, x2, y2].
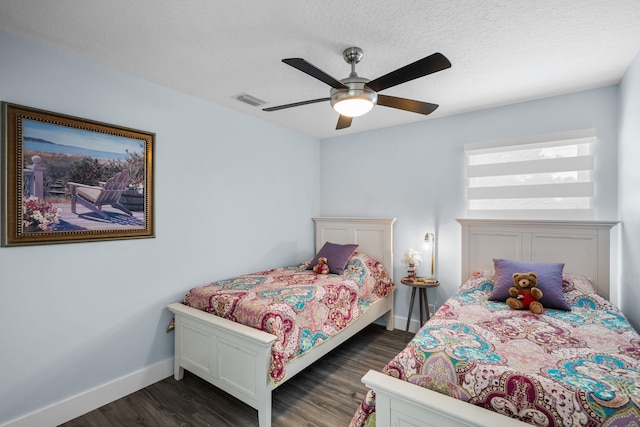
[2, 102, 154, 246]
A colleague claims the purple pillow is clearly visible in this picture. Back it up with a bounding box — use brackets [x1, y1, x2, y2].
[489, 259, 570, 311]
[307, 242, 359, 275]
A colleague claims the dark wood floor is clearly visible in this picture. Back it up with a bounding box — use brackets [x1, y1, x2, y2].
[61, 324, 414, 427]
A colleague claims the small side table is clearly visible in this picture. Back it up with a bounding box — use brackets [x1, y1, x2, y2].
[401, 278, 440, 332]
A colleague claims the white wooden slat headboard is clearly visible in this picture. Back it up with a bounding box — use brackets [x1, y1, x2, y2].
[312, 217, 396, 281]
[457, 219, 618, 300]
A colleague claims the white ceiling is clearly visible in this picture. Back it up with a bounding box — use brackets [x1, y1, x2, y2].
[1, 0, 639, 139]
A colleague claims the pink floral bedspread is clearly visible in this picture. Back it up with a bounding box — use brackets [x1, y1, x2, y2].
[351, 270, 640, 427]
[178, 252, 394, 385]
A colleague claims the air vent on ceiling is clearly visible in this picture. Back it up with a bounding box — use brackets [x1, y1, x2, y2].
[234, 93, 266, 107]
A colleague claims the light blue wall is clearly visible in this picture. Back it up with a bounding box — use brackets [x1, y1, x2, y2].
[619, 51, 640, 330]
[319, 87, 620, 322]
[0, 31, 320, 424]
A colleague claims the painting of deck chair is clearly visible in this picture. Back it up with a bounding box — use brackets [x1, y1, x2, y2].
[68, 170, 133, 220]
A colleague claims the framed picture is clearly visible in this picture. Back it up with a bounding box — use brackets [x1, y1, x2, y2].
[2, 102, 154, 246]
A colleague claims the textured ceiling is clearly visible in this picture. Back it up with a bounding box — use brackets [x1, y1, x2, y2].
[1, 0, 639, 139]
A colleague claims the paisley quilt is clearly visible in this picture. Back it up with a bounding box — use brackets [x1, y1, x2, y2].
[351, 270, 640, 427]
[178, 252, 394, 386]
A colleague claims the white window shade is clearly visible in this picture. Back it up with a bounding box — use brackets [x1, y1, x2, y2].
[465, 130, 596, 219]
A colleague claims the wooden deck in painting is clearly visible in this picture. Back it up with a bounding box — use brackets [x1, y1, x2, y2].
[52, 201, 145, 231]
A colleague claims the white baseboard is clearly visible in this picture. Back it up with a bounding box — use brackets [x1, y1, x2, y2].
[2, 358, 174, 427]
[396, 314, 424, 334]
[375, 314, 420, 333]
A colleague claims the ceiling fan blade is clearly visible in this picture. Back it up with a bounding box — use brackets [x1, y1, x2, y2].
[336, 115, 353, 130]
[263, 97, 330, 112]
[283, 58, 348, 89]
[366, 53, 451, 92]
[377, 95, 439, 115]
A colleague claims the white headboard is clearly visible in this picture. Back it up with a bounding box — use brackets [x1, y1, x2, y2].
[457, 219, 618, 300]
[312, 217, 396, 281]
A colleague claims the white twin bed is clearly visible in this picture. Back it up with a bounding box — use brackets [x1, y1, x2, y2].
[168, 217, 396, 427]
[359, 218, 624, 427]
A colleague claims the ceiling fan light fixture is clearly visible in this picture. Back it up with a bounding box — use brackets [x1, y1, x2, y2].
[330, 87, 377, 117]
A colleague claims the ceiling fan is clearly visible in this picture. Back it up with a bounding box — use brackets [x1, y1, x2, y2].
[263, 47, 451, 130]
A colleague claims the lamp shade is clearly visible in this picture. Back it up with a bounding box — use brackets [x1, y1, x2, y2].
[330, 87, 377, 117]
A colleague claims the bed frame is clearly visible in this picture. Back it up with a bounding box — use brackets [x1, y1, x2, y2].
[168, 217, 396, 427]
[362, 218, 618, 427]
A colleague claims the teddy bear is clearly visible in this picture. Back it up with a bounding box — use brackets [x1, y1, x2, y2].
[312, 256, 330, 274]
[506, 272, 544, 314]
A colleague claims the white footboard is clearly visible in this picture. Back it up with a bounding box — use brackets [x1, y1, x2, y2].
[169, 293, 393, 427]
[168, 302, 276, 427]
[362, 370, 530, 427]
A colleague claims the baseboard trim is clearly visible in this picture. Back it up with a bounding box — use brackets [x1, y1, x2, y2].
[395, 314, 424, 334]
[2, 358, 174, 427]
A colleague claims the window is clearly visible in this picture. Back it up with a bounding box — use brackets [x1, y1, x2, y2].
[465, 129, 595, 218]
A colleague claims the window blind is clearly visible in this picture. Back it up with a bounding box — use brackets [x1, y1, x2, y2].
[465, 130, 595, 218]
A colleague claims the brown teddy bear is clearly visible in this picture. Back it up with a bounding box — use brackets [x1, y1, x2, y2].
[312, 256, 330, 274]
[506, 272, 544, 314]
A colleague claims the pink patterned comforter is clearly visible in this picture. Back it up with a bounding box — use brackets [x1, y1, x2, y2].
[351, 270, 640, 427]
[179, 252, 394, 385]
